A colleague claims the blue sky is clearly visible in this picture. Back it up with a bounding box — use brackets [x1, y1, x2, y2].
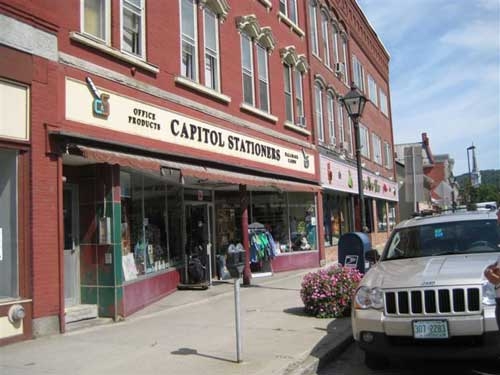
[357, 0, 500, 176]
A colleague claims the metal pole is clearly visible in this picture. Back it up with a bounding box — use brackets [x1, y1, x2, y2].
[353, 119, 366, 231]
[234, 276, 242, 363]
[412, 146, 417, 213]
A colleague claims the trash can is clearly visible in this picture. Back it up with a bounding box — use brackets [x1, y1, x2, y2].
[338, 232, 372, 273]
[226, 249, 246, 279]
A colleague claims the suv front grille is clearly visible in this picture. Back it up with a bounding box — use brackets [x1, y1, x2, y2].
[385, 287, 481, 316]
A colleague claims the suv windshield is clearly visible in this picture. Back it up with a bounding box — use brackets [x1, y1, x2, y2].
[382, 219, 500, 260]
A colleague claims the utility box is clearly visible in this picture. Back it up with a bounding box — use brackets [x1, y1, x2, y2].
[226, 250, 246, 279]
[338, 232, 372, 273]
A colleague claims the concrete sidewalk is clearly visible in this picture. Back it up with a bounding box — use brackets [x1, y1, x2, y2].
[0, 268, 353, 375]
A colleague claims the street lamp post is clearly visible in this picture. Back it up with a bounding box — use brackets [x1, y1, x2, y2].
[466, 145, 475, 204]
[341, 84, 367, 232]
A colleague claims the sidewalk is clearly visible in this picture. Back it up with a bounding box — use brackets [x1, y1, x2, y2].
[0, 268, 353, 375]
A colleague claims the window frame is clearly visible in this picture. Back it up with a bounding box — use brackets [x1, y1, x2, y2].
[368, 75, 378, 106]
[327, 91, 336, 145]
[380, 89, 389, 116]
[321, 11, 331, 68]
[352, 55, 365, 91]
[120, 0, 146, 58]
[372, 133, 382, 165]
[314, 83, 324, 142]
[309, 1, 319, 56]
[203, 7, 220, 91]
[81, 0, 111, 44]
[241, 33, 255, 107]
[359, 124, 370, 158]
[256, 43, 270, 112]
[180, 0, 199, 82]
[384, 141, 393, 169]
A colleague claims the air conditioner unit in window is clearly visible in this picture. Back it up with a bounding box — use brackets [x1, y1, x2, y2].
[297, 116, 306, 127]
[335, 62, 345, 76]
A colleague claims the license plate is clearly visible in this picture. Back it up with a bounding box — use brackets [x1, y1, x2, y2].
[413, 320, 448, 339]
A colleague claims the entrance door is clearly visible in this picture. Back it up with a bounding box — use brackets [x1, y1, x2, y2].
[185, 203, 214, 281]
[63, 184, 80, 307]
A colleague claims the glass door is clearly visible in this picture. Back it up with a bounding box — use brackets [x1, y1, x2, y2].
[63, 184, 80, 307]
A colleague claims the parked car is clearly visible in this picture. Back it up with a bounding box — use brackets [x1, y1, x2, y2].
[351, 209, 500, 369]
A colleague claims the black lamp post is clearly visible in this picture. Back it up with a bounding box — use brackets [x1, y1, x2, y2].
[341, 84, 367, 232]
[466, 145, 475, 204]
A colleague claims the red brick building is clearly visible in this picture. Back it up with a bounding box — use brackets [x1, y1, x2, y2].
[0, 0, 395, 344]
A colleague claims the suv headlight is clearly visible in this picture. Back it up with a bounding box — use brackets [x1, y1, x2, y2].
[354, 286, 384, 310]
[482, 281, 496, 306]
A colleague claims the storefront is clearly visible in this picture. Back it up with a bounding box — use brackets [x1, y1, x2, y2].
[54, 77, 320, 321]
[319, 155, 398, 258]
[0, 78, 31, 344]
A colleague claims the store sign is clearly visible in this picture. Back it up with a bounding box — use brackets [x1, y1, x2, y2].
[319, 156, 398, 201]
[66, 78, 315, 175]
[0, 80, 29, 141]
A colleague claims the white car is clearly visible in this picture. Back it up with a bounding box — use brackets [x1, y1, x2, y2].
[351, 209, 500, 369]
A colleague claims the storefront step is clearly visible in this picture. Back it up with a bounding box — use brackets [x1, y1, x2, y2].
[64, 304, 98, 324]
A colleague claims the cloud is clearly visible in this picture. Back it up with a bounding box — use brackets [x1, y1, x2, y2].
[440, 19, 500, 51]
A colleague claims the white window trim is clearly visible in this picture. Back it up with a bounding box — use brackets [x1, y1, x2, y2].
[240, 102, 278, 123]
[321, 11, 331, 68]
[314, 84, 324, 142]
[175, 76, 231, 103]
[380, 89, 389, 116]
[277, 12, 305, 37]
[284, 64, 294, 123]
[241, 33, 255, 107]
[368, 75, 378, 106]
[360, 124, 370, 158]
[384, 141, 393, 169]
[284, 121, 311, 135]
[327, 92, 335, 145]
[257, 43, 270, 112]
[69, 31, 159, 73]
[342, 38, 349, 85]
[120, 0, 146, 59]
[80, 0, 111, 45]
[309, 2, 319, 56]
[258, 0, 273, 10]
[203, 7, 221, 91]
[180, 0, 199, 82]
[372, 133, 382, 165]
[295, 70, 304, 125]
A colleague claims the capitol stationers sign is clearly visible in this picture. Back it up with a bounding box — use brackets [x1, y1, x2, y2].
[65, 78, 314, 174]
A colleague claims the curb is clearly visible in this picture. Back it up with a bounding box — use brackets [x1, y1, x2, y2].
[283, 318, 354, 375]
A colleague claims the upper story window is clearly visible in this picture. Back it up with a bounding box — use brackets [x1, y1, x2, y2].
[326, 91, 336, 145]
[380, 90, 389, 116]
[341, 36, 349, 84]
[352, 55, 365, 91]
[337, 97, 345, 145]
[82, 0, 110, 43]
[314, 83, 324, 142]
[309, 1, 319, 56]
[372, 133, 382, 164]
[279, 0, 298, 24]
[179, 0, 229, 93]
[359, 124, 370, 158]
[237, 15, 277, 113]
[368, 75, 378, 106]
[281, 46, 308, 127]
[321, 11, 331, 68]
[121, 0, 145, 58]
[384, 141, 393, 169]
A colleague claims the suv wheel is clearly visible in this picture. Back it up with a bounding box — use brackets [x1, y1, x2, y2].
[365, 351, 389, 370]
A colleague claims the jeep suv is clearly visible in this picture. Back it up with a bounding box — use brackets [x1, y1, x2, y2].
[351, 210, 500, 369]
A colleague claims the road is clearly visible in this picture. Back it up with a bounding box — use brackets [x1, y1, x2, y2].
[318, 342, 500, 375]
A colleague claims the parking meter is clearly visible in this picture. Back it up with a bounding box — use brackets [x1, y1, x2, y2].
[226, 250, 246, 279]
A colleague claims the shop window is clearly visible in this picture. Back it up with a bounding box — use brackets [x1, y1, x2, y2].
[288, 192, 317, 251]
[323, 194, 351, 247]
[0, 150, 18, 299]
[121, 171, 181, 279]
[364, 198, 373, 233]
[250, 191, 288, 251]
[376, 200, 388, 232]
[215, 192, 242, 253]
[388, 202, 396, 231]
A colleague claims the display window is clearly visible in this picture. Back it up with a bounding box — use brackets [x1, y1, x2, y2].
[249, 191, 318, 253]
[322, 193, 353, 247]
[120, 170, 183, 279]
[0, 149, 18, 299]
[376, 199, 388, 232]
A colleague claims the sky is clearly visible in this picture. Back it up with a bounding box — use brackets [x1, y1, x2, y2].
[357, 0, 500, 176]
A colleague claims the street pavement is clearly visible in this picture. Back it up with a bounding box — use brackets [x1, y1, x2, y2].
[0, 267, 353, 375]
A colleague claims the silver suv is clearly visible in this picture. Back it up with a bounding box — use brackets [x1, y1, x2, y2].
[351, 210, 500, 369]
